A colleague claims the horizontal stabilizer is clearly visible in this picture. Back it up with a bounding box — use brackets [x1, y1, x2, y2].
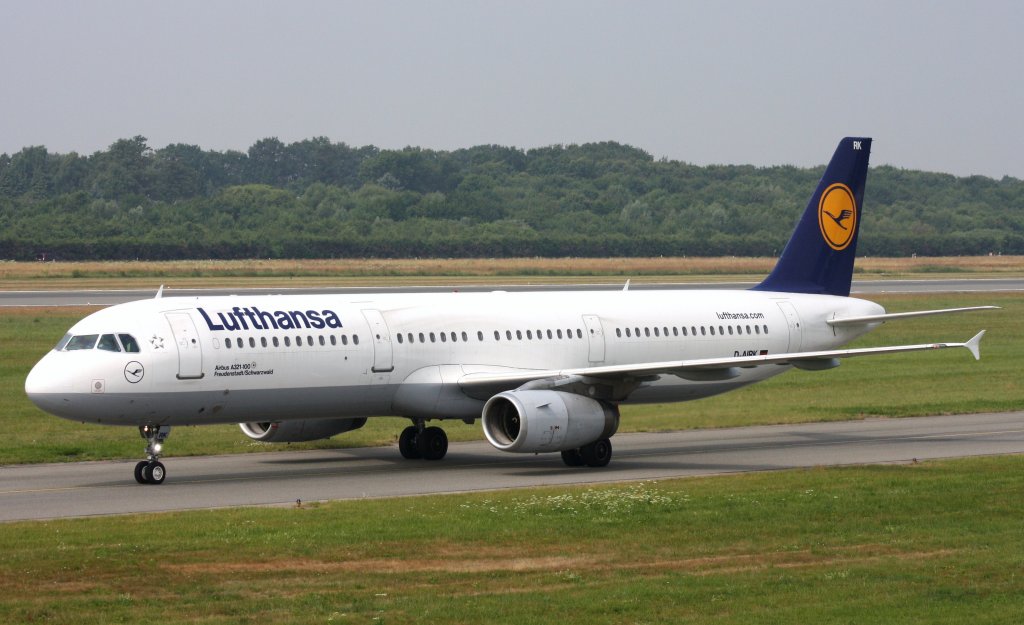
[828, 306, 1000, 327]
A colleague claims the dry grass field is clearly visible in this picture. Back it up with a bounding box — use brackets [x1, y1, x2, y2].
[1, 255, 1022, 290]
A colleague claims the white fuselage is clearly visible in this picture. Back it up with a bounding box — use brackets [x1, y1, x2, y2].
[25, 288, 883, 427]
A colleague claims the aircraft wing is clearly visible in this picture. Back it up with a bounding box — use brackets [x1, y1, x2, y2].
[458, 331, 986, 399]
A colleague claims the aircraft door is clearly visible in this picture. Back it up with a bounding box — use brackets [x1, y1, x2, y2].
[361, 309, 394, 373]
[166, 312, 204, 379]
[776, 301, 803, 353]
[582, 314, 606, 363]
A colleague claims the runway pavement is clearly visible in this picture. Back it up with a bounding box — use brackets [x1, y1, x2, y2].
[2, 411, 1022, 522]
[1, 277, 1022, 307]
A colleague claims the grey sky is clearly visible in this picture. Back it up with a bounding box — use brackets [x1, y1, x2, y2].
[1, 1, 1021, 178]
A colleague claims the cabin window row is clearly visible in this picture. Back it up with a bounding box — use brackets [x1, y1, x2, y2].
[395, 327, 586, 344]
[614, 324, 769, 339]
[222, 333, 360, 350]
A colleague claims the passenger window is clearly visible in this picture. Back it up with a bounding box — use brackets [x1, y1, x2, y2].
[576, 329, 583, 339]
[701, 327, 706, 336]
[249, 337, 256, 348]
[440, 332, 446, 343]
[494, 330, 500, 341]
[319, 336, 325, 346]
[65, 334, 99, 350]
[225, 338, 233, 349]
[754, 326, 760, 335]
[682, 327, 688, 336]
[295, 336, 302, 346]
[284, 337, 291, 347]
[516, 330, 523, 340]
[728, 326, 733, 335]
[506, 330, 512, 340]
[452, 332, 459, 342]
[763, 325, 768, 334]
[330, 335, 336, 346]
[719, 326, 724, 335]
[526, 330, 533, 340]
[645, 328, 651, 337]
[462, 332, 469, 342]
[353, 335, 359, 345]
[118, 334, 140, 352]
[419, 333, 425, 343]
[397, 334, 404, 344]
[97, 334, 121, 352]
[616, 328, 622, 338]
[710, 326, 716, 336]
[273, 336, 280, 347]
[557, 329, 563, 339]
[672, 327, 678, 337]
[262, 337, 268, 347]
[477, 331, 483, 341]
[653, 327, 659, 337]
[430, 332, 436, 343]
[746, 325, 752, 334]
[342, 335, 349, 345]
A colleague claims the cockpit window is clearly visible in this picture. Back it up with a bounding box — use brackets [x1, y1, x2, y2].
[97, 334, 121, 352]
[55, 333, 73, 351]
[65, 334, 99, 351]
[119, 334, 140, 353]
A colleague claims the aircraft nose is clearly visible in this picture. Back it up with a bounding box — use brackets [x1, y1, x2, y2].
[24, 352, 68, 414]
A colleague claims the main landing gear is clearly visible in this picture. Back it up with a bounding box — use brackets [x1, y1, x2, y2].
[398, 419, 449, 461]
[560, 438, 613, 468]
[135, 424, 171, 485]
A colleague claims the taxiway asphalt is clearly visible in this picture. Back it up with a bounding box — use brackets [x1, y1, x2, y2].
[2, 411, 1022, 522]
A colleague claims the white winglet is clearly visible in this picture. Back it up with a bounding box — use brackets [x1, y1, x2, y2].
[623, 279, 631, 292]
[965, 330, 985, 361]
[155, 285, 164, 299]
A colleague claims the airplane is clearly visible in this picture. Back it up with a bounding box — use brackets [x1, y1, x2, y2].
[24, 137, 996, 484]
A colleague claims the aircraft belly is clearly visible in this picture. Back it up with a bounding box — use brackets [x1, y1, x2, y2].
[40, 384, 396, 426]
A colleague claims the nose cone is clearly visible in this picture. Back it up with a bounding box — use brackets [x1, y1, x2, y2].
[25, 351, 71, 417]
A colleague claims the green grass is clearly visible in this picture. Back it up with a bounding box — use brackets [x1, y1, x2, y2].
[0, 292, 1019, 465]
[1, 456, 1022, 624]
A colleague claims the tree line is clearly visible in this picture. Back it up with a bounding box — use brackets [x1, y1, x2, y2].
[1, 136, 1021, 260]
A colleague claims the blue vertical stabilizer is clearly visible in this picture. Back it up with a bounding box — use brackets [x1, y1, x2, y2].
[752, 137, 872, 297]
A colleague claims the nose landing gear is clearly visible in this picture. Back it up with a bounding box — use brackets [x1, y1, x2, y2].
[135, 425, 171, 484]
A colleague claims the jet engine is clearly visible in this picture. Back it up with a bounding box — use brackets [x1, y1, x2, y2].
[481, 390, 618, 453]
[239, 417, 368, 443]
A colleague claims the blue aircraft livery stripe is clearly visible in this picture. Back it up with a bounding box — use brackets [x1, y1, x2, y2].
[198, 306, 343, 332]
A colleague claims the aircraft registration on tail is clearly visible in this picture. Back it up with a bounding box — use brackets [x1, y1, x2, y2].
[25, 138, 996, 484]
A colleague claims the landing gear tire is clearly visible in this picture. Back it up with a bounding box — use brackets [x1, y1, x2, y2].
[136, 424, 171, 484]
[142, 461, 166, 485]
[579, 438, 612, 468]
[134, 461, 148, 484]
[561, 449, 585, 467]
[418, 426, 448, 461]
[399, 426, 422, 459]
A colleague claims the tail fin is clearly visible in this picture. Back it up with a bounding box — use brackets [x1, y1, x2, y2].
[753, 137, 872, 297]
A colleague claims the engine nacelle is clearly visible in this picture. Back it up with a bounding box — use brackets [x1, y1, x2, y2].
[239, 417, 367, 443]
[481, 390, 619, 453]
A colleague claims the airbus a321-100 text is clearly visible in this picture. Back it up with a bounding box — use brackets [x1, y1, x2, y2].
[25, 138, 996, 484]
